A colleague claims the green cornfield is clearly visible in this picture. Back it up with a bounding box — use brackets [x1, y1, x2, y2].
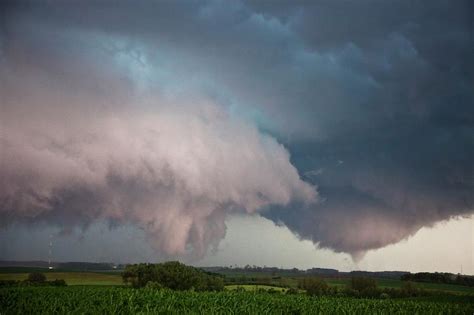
[1, 286, 473, 314]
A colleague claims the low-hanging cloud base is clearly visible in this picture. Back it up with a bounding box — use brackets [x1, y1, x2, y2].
[1, 0, 473, 262]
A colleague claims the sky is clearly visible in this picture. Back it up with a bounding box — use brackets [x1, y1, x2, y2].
[0, 0, 473, 273]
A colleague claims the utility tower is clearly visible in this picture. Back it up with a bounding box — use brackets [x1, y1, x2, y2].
[48, 234, 53, 270]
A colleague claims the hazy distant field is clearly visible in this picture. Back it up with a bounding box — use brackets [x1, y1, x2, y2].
[1, 267, 472, 294]
[323, 278, 474, 294]
[0, 269, 122, 286]
[223, 274, 474, 294]
[218, 269, 474, 294]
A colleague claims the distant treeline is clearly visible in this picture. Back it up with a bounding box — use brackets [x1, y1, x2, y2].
[401, 272, 474, 287]
[296, 276, 466, 299]
[203, 266, 408, 279]
[203, 265, 339, 275]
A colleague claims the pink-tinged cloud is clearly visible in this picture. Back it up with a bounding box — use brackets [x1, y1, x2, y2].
[0, 91, 316, 258]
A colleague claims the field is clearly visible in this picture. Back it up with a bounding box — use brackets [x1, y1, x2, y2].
[1, 267, 473, 314]
[225, 284, 288, 292]
[323, 277, 474, 294]
[0, 270, 122, 286]
[218, 269, 474, 294]
[224, 276, 473, 294]
[1, 268, 472, 293]
[1, 286, 473, 314]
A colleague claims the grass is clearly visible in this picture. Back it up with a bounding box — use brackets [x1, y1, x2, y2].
[322, 277, 474, 294]
[0, 272, 122, 286]
[0, 269, 472, 294]
[0, 267, 53, 274]
[225, 284, 288, 292]
[226, 274, 474, 294]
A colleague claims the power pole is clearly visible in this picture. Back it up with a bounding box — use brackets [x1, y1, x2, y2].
[48, 234, 53, 270]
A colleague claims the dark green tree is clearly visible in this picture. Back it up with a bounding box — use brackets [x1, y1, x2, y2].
[27, 272, 46, 283]
[298, 277, 329, 296]
[122, 261, 224, 291]
[350, 277, 377, 292]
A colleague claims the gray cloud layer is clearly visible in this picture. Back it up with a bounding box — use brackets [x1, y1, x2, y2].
[1, 0, 472, 260]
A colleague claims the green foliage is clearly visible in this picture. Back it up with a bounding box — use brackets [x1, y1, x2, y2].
[402, 272, 474, 287]
[286, 287, 299, 294]
[380, 292, 390, 299]
[1, 286, 473, 314]
[27, 272, 46, 283]
[0, 277, 67, 287]
[256, 287, 267, 294]
[266, 288, 279, 294]
[0, 280, 20, 287]
[234, 286, 245, 292]
[49, 279, 67, 287]
[144, 281, 164, 290]
[346, 277, 427, 299]
[122, 261, 224, 291]
[350, 277, 377, 292]
[298, 277, 329, 296]
[204, 273, 225, 291]
[342, 288, 360, 297]
[401, 281, 421, 297]
[0, 271, 122, 286]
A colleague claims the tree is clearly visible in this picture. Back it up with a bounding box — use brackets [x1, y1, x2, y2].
[400, 281, 419, 297]
[27, 272, 46, 283]
[122, 261, 224, 291]
[298, 277, 329, 296]
[350, 277, 377, 292]
[50, 279, 67, 286]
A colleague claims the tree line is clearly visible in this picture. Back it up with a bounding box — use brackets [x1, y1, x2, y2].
[401, 272, 474, 287]
[122, 261, 224, 291]
[298, 277, 451, 299]
[0, 272, 66, 287]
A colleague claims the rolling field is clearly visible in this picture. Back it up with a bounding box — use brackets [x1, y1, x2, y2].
[226, 276, 474, 294]
[1, 286, 473, 314]
[0, 271, 122, 286]
[225, 284, 288, 292]
[1, 267, 473, 314]
[322, 277, 474, 294]
[1, 269, 472, 294]
[218, 269, 474, 294]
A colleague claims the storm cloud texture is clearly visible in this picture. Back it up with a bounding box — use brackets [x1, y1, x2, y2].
[0, 0, 473, 261]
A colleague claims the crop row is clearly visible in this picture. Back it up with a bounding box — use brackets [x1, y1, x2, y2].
[1, 286, 473, 314]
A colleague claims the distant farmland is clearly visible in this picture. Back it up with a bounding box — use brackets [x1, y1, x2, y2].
[0, 266, 472, 294]
[1, 263, 473, 314]
[0, 271, 122, 286]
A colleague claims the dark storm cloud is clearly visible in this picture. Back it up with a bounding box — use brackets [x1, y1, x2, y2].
[254, 0, 474, 258]
[0, 0, 472, 260]
[0, 0, 317, 259]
